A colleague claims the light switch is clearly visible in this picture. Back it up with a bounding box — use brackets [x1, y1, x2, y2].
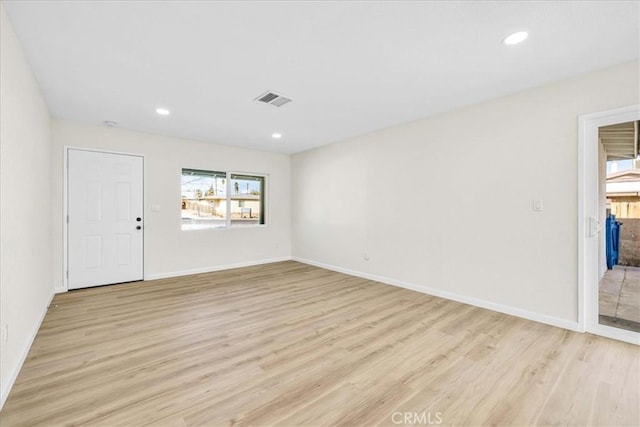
[151, 204, 161, 213]
[533, 200, 543, 212]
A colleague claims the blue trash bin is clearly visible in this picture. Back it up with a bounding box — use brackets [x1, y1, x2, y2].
[606, 214, 622, 269]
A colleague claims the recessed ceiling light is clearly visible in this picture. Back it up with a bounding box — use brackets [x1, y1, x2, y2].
[103, 120, 118, 127]
[156, 107, 170, 116]
[502, 31, 528, 45]
[272, 133, 282, 139]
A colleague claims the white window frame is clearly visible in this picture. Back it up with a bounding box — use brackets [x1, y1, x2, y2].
[181, 169, 268, 231]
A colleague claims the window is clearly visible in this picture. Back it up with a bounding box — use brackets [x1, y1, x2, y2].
[181, 169, 265, 230]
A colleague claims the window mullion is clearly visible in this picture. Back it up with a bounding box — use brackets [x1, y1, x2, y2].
[226, 171, 231, 228]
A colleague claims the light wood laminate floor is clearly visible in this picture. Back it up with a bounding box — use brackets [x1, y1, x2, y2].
[1, 261, 638, 426]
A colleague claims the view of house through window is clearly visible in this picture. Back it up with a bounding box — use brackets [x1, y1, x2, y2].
[181, 169, 265, 230]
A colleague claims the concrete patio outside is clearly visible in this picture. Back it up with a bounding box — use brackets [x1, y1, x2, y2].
[599, 265, 640, 333]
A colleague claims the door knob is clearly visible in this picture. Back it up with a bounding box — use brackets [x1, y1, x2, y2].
[136, 225, 142, 230]
[136, 217, 142, 222]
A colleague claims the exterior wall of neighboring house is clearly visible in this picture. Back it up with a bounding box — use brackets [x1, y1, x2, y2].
[231, 200, 261, 218]
[607, 170, 640, 219]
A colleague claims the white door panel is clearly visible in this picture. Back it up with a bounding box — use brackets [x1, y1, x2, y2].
[68, 149, 143, 289]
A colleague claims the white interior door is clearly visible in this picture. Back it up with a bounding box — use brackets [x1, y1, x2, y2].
[68, 149, 144, 290]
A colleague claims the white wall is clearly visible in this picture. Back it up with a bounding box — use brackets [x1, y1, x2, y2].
[52, 121, 291, 289]
[292, 61, 640, 327]
[0, 2, 54, 408]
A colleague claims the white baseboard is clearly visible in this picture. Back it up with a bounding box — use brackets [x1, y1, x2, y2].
[145, 256, 293, 281]
[0, 291, 55, 410]
[56, 257, 294, 292]
[292, 257, 581, 333]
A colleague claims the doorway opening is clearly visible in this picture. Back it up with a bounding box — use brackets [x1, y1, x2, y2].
[598, 136, 640, 333]
[578, 106, 639, 345]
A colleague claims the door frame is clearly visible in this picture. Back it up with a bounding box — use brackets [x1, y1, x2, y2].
[63, 146, 146, 292]
[578, 104, 640, 345]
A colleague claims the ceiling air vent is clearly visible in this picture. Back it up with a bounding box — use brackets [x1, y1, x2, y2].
[255, 91, 292, 107]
